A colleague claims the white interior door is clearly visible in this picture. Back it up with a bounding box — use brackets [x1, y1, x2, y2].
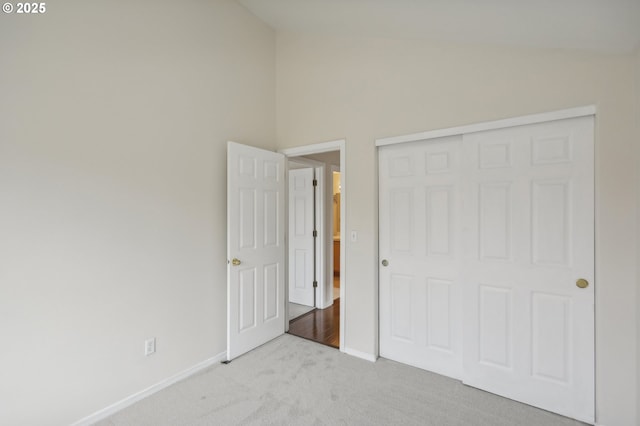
[379, 136, 463, 379]
[378, 116, 594, 423]
[227, 141, 285, 360]
[461, 117, 594, 423]
[288, 167, 316, 307]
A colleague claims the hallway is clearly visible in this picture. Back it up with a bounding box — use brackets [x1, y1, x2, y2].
[288, 298, 340, 348]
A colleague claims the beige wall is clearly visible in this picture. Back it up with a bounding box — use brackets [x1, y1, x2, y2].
[0, 1, 275, 424]
[303, 151, 341, 166]
[276, 33, 637, 425]
[1, 4, 637, 424]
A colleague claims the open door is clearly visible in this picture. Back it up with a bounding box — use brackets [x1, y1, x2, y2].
[227, 142, 285, 360]
[288, 167, 316, 307]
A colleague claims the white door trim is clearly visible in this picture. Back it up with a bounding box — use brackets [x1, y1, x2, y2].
[375, 105, 596, 147]
[280, 140, 346, 351]
[330, 165, 341, 309]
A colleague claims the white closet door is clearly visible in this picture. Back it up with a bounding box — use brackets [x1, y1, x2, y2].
[378, 116, 594, 423]
[461, 117, 594, 423]
[379, 136, 463, 379]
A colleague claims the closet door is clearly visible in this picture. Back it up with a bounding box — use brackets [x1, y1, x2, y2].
[379, 136, 463, 379]
[378, 115, 594, 423]
[461, 116, 594, 423]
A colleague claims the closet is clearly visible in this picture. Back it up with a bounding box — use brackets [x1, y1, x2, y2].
[378, 112, 594, 423]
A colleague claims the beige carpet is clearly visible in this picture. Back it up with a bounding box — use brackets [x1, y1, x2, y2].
[95, 334, 587, 425]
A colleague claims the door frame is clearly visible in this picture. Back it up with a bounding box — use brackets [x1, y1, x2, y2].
[330, 164, 341, 304]
[280, 140, 346, 351]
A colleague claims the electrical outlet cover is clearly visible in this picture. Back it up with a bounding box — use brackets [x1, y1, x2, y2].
[145, 338, 156, 356]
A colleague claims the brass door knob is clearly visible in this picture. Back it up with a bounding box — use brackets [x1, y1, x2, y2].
[381, 259, 389, 267]
[576, 278, 589, 289]
[231, 258, 241, 266]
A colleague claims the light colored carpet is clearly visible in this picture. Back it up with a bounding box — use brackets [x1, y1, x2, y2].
[95, 334, 587, 426]
[288, 302, 315, 321]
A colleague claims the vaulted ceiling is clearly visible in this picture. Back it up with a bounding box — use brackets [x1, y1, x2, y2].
[238, 0, 640, 53]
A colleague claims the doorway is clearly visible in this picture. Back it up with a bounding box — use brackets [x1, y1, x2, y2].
[281, 142, 345, 350]
[331, 168, 341, 302]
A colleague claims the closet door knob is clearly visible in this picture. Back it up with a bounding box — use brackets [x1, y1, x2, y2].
[381, 259, 389, 267]
[576, 278, 588, 288]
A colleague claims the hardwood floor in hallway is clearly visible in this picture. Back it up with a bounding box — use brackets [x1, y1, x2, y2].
[288, 298, 340, 348]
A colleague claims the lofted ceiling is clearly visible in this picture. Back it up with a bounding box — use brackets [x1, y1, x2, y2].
[237, 0, 640, 53]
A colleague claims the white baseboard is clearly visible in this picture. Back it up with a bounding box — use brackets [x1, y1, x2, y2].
[344, 346, 377, 362]
[71, 351, 227, 426]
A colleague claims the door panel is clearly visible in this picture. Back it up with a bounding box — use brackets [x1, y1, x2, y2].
[531, 292, 570, 383]
[288, 168, 315, 306]
[390, 274, 413, 342]
[477, 284, 512, 369]
[227, 142, 285, 360]
[461, 116, 594, 423]
[426, 278, 453, 351]
[379, 136, 463, 380]
[426, 187, 452, 256]
[264, 263, 279, 321]
[239, 268, 256, 331]
[478, 182, 512, 261]
[531, 180, 570, 265]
